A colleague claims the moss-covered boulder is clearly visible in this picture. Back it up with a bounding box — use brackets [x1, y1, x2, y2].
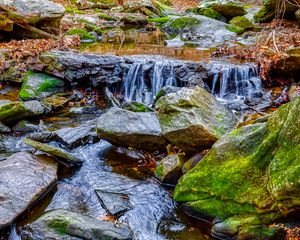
[19, 71, 65, 101]
[0, 100, 45, 123]
[253, 6, 275, 23]
[162, 16, 201, 37]
[186, 7, 227, 22]
[21, 209, 133, 240]
[155, 86, 237, 153]
[0, 14, 14, 32]
[201, 0, 247, 19]
[155, 153, 185, 185]
[229, 16, 254, 30]
[174, 97, 300, 239]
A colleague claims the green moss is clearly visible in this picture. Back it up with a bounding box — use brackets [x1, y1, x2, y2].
[0, 14, 13, 31]
[253, 7, 275, 23]
[169, 17, 200, 29]
[66, 28, 97, 41]
[48, 219, 70, 235]
[65, 6, 85, 14]
[148, 16, 170, 24]
[187, 7, 225, 21]
[229, 16, 254, 29]
[226, 24, 245, 34]
[210, 2, 247, 19]
[85, 23, 102, 34]
[19, 71, 64, 101]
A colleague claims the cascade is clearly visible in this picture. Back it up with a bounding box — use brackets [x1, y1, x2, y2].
[122, 60, 177, 105]
[210, 63, 262, 101]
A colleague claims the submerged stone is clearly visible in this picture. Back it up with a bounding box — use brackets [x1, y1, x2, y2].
[21, 209, 133, 240]
[97, 107, 168, 151]
[155, 86, 237, 153]
[0, 152, 57, 229]
[95, 189, 132, 217]
[12, 120, 41, 132]
[19, 71, 65, 101]
[23, 138, 83, 166]
[174, 97, 300, 239]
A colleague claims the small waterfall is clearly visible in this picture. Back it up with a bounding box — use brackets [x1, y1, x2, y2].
[210, 63, 262, 101]
[122, 60, 177, 106]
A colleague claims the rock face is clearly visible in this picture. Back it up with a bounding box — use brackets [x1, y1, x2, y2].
[0, 152, 57, 229]
[21, 209, 134, 240]
[155, 86, 237, 153]
[19, 71, 65, 101]
[154, 153, 185, 185]
[0, 100, 45, 123]
[30, 51, 209, 87]
[174, 97, 300, 239]
[97, 107, 168, 151]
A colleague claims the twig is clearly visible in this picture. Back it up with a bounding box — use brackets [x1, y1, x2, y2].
[272, 30, 279, 52]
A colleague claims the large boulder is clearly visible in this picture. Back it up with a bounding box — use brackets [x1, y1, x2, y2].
[274, 47, 300, 77]
[97, 107, 168, 151]
[200, 0, 247, 19]
[174, 97, 300, 239]
[0, 152, 57, 229]
[0, 100, 45, 123]
[155, 86, 237, 153]
[19, 71, 65, 101]
[21, 209, 133, 240]
[162, 15, 237, 48]
[0, 0, 65, 32]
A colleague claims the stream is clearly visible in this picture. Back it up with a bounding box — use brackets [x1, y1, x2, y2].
[0, 28, 281, 240]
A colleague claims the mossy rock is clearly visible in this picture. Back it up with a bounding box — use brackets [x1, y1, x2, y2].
[226, 24, 245, 34]
[155, 153, 185, 185]
[174, 97, 300, 239]
[253, 6, 275, 23]
[186, 7, 226, 22]
[296, 9, 300, 26]
[19, 71, 65, 101]
[0, 14, 14, 32]
[122, 101, 154, 112]
[162, 17, 201, 37]
[0, 100, 45, 123]
[229, 16, 254, 29]
[205, 1, 247, 19]
[66, 28, 97, 41]
[84, 23, 103, 34]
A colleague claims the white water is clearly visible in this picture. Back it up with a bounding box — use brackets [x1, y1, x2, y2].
[122, 60, 177, 105]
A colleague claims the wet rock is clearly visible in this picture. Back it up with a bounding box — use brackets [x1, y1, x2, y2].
[12, 120, 41, 132]
[0, 122, 11, 133]
[42, 95, 69, 111]
[182, 153, 205, 174]
[174, 97, 300, 239]
[19, 71, 65, 101]
[162, 16, 201, 37]
[288, 83, 300, 100]
[95, 189, 132, 217]
[21, 209, 134, 240]
[55, 119, 99, 149]
[0, 152, 57, 229]
[155, 86, 237, 153]
[103, 87, 122, 108]
[120, 14, 148, 26]
[186, 7, 227, 22]
[97, 107, 168, 151]
[155, 153, 185, 185]
[26, 131, 58, 143]
[229, 16, 255, 31]
[23, 138, 83, 166]
[0, 100, 45, 123]
[155, 85, 182, 101]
